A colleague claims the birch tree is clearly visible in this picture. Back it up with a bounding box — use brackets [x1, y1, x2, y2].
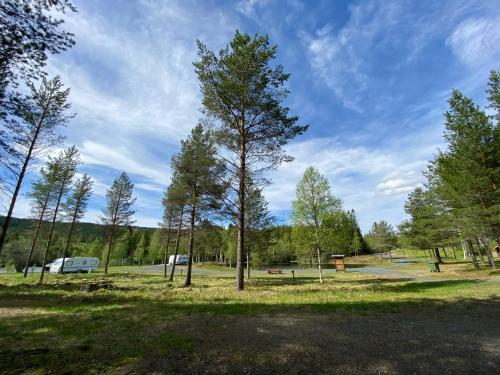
[291, 167, 341, 283]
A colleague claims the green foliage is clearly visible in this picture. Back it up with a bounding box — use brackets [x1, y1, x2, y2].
[101, 172, 136, 228]
[194, 30, 307, 289]
[365, 221, 398, 253]
[403, 71, 499, 264]
[134, 230, 150, 265]
[148, 229, 164, 263]
[0, 76, 74, 254]
[292, 167, 343, 260]
[0, 0, 76, 104]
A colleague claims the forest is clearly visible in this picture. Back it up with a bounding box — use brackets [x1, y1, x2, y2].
[0, 1, 498, 289]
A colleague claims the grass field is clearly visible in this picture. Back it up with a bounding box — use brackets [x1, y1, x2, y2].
[1, 256, 499, 374]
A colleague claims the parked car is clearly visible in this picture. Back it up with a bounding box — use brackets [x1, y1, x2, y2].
[49, 257, 99, 273]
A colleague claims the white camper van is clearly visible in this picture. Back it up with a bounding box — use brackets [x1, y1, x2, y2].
[168, 254, 189, 265]
[49, 257, 99, 274]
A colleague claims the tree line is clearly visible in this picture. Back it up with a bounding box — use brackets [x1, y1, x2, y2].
[0, 1, 136, 283]
[0, 3, 372, 288]
[400, 71, 499, 270]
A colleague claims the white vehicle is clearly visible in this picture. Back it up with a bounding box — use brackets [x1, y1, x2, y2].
[49, 257, 99, 274]
[168, 254, 189, 265]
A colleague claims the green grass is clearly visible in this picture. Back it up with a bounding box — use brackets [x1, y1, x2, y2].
[1, 267, 499, 374]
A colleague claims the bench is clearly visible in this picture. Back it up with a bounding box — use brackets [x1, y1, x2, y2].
[267, 269, 283, 274]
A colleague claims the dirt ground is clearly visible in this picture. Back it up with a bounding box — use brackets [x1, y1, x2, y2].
[136, 299, 500, 375]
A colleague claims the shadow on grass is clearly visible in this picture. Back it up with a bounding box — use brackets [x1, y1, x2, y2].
[1, 294, 500, 374]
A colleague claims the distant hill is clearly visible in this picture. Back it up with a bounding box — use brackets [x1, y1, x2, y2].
[0, 216, 157, 243]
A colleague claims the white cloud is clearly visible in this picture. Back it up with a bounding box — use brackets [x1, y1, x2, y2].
[79, 141, 169, 185]
[375, 171, 422, 196]
[300, 1, 404, 110]
[135, 183, 165, 193]
[236, 0, 270, 18]
[446, 16, 500, 68]
[263, 133, 437, 231]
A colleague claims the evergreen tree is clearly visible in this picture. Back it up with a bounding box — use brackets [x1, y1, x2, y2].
[0, 0, 76, 110]
[365, 221, 398, 254]
[245, 181, 273, 278]
[170, 124, 225, 287]
[101, 172, 136, 274]
[134, 230, 150, 265]
[149, 229, 163, 264]
[39, 146, 79, 283]
[194, 30, 307, 290]
[60, 174, 92, 273]
[0, 76, 73, 254]
[23, 160, 59, 277]
[163, 177, 188, 282]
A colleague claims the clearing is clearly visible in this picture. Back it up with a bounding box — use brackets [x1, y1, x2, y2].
[1, 253, 499, 374]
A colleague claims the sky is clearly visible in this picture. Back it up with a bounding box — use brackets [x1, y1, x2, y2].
[7, 0, 500, 232]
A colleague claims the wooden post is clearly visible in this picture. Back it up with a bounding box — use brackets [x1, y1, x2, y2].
[292, 270, 295, 281]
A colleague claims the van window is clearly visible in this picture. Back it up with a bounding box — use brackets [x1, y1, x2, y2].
[91, 260, 97, 265]
[65, 261, 73, 266]
[83, 260, 87, 265]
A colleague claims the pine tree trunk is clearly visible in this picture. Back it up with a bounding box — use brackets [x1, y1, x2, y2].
[23, 192, 50, 278]
[61, 199, 81, 274]
[163, 214, 173, 278]
[466, 240, 480, 270]
[236, 134, 246, 291]
[60, 219, 76, 274]
[475, 237, 486, 264]
[104, 223, 115, 275]
[451, 245, 457, 258]
[169, 205, 184, 282]
[183, 203, 196, 287]
[39, 178, 67, 284]
[0, 112, 47, 254]
[433, 248, 443, 264]
[480, 234, 496, 269]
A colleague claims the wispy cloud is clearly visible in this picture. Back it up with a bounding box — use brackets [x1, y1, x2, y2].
[446, 16, 500, 68]
[300, 1, 405, 111]
[264, 129, 439, 231]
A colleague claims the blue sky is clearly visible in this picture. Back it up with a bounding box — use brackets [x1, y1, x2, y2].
[8, 0, 500, 232]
